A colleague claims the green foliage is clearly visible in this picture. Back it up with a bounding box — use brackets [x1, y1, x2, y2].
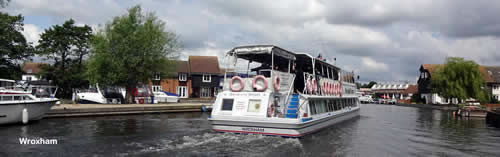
[0, 12, 34, 80]
[36, 19, 92, 98]
[431, 57, 488, 104]
[411, 93, 423, 104]
[361, 81, 377, 88]
[87, 5, 182, 103]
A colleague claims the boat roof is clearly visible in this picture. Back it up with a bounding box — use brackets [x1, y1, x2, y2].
[295, 53, 340, 70]
[0, 79, 15, 83]
[227, 45, 296, 63]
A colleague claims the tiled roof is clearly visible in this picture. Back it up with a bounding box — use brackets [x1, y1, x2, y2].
[22, 62, 47, 74]
[176, 61, 190, 73]
[403, 84, 418, 94]
[421, 64, 442, 73]
[189, 56, 220, 74]
[486, 66, 500, 83]
[421, 64, 495, 83]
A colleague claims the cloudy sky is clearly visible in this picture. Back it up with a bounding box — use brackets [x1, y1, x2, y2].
[3, 0, 500, 83]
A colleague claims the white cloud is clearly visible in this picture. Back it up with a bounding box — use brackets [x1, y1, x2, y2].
[360, 57, 389, 72]
[5, 0, 500, 82]
[21, 24, 42, 46]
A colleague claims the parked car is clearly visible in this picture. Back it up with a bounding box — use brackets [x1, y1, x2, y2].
[387, 99, 397, 104]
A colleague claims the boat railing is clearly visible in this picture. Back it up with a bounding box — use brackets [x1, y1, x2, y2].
[0, 86, 31, 93]
[283, 75, 296, 115]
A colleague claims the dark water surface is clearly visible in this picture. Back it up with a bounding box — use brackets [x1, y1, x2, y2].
[1, 104, 500, 156]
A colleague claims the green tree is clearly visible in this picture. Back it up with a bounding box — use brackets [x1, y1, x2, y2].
[431, 57, 488, 104]
[0, 12, 34, 80]
[87, 5, 182, 103]
[361, 81, 377, 88]
[37, 19, 93, 98]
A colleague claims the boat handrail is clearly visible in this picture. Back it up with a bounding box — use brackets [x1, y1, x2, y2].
[283, 75, 296, 115]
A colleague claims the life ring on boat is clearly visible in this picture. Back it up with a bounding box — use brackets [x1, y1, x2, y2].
[267, 103, 275, 117]
[131, 88, 138, 96]
[230, 76, 245, 92]
[306, 77, 313, 93]
[273, 76, 281, 91]
[333, 84, 338, 95]
[328, 82, 333, 95]
[311, 78, 317, 94]
[252, 75, 267, 92]
[322, 81, 327, 94]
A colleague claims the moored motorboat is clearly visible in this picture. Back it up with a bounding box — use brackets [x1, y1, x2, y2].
[209, 45, 360, 137]
[0, 79, 59, 125]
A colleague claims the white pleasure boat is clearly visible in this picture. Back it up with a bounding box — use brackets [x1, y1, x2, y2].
[0, 79, 59, 125]
[209, 45, 360, 137]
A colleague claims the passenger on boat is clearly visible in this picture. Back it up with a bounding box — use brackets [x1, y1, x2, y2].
[251, 64, 271, 77]
[293, 64, 304, 94]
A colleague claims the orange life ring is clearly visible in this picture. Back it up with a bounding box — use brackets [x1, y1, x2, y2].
[334, 84, 338, 95]
[273, 76, 281, 91]
[328, 83, 333, 95]
[252, 75, 268, 91]
[230, 76, 245, 92]
[312, 78, 317, 93]
[306, 77, 313, 94]
[139, 98, 144, 104]
[321, 81, 328, 94]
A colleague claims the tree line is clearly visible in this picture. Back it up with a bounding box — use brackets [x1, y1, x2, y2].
[1, 4, 182, 103]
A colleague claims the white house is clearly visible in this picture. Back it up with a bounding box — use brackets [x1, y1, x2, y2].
[418, 64, 500, 104]
[22, 62, 46, 81]
[487, 67, 500, 101]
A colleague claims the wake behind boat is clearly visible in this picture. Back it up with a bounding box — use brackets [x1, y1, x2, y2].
[0, 79, 59, 125]
[209, 45, 360, 137]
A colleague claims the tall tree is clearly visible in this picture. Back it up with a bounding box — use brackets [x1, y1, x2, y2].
[0, 12, 34, 80]
[431, 57, 488, 104]
[37, 19, 92, 98]
[87, 5, 182, 103]
[361, 81, 377, 88]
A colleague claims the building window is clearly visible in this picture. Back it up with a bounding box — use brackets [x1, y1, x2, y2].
[152, 85, 162, 92]
[153, 72, 161, 80]
[202, 74, 211, 82]
[27, 76, 32, 81]
[179, 73, 187, 81]
[201, 87, 211, 97]
[177, 86, 187, 98]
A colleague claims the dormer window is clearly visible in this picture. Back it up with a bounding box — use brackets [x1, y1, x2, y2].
[153, 72, 161, 80]
[202, 74, 211, 82]
[179, 73, 187, 81]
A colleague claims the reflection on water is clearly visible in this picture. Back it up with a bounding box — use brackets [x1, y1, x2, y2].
[1, 104, 500, 156]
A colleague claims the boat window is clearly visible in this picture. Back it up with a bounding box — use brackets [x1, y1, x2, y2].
[23, 96, 33, 100]
[221, 99, 234, 111]
[309, 100, 316, 115]
[328, 100, 333, 112]
[14, 96, 21, 100]
[247, 99, 261, 112]
[2, 96, 12, 101]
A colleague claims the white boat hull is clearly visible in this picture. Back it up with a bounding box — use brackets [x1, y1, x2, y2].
[211, 108, 360, 137]
[0, 100, 57, 125]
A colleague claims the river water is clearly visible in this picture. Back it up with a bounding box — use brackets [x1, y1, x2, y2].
[1, 104, 500, 156]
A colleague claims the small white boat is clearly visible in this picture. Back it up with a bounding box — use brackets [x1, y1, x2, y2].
[74, 84, 125, 104]
[153, 91, 179, 103]
[209, 45, 360, 137]
[0, 79, 59, 125]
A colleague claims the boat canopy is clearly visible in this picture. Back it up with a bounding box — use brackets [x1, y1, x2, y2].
[295, 53, 340, 70]
[227, 45, 296, 64]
